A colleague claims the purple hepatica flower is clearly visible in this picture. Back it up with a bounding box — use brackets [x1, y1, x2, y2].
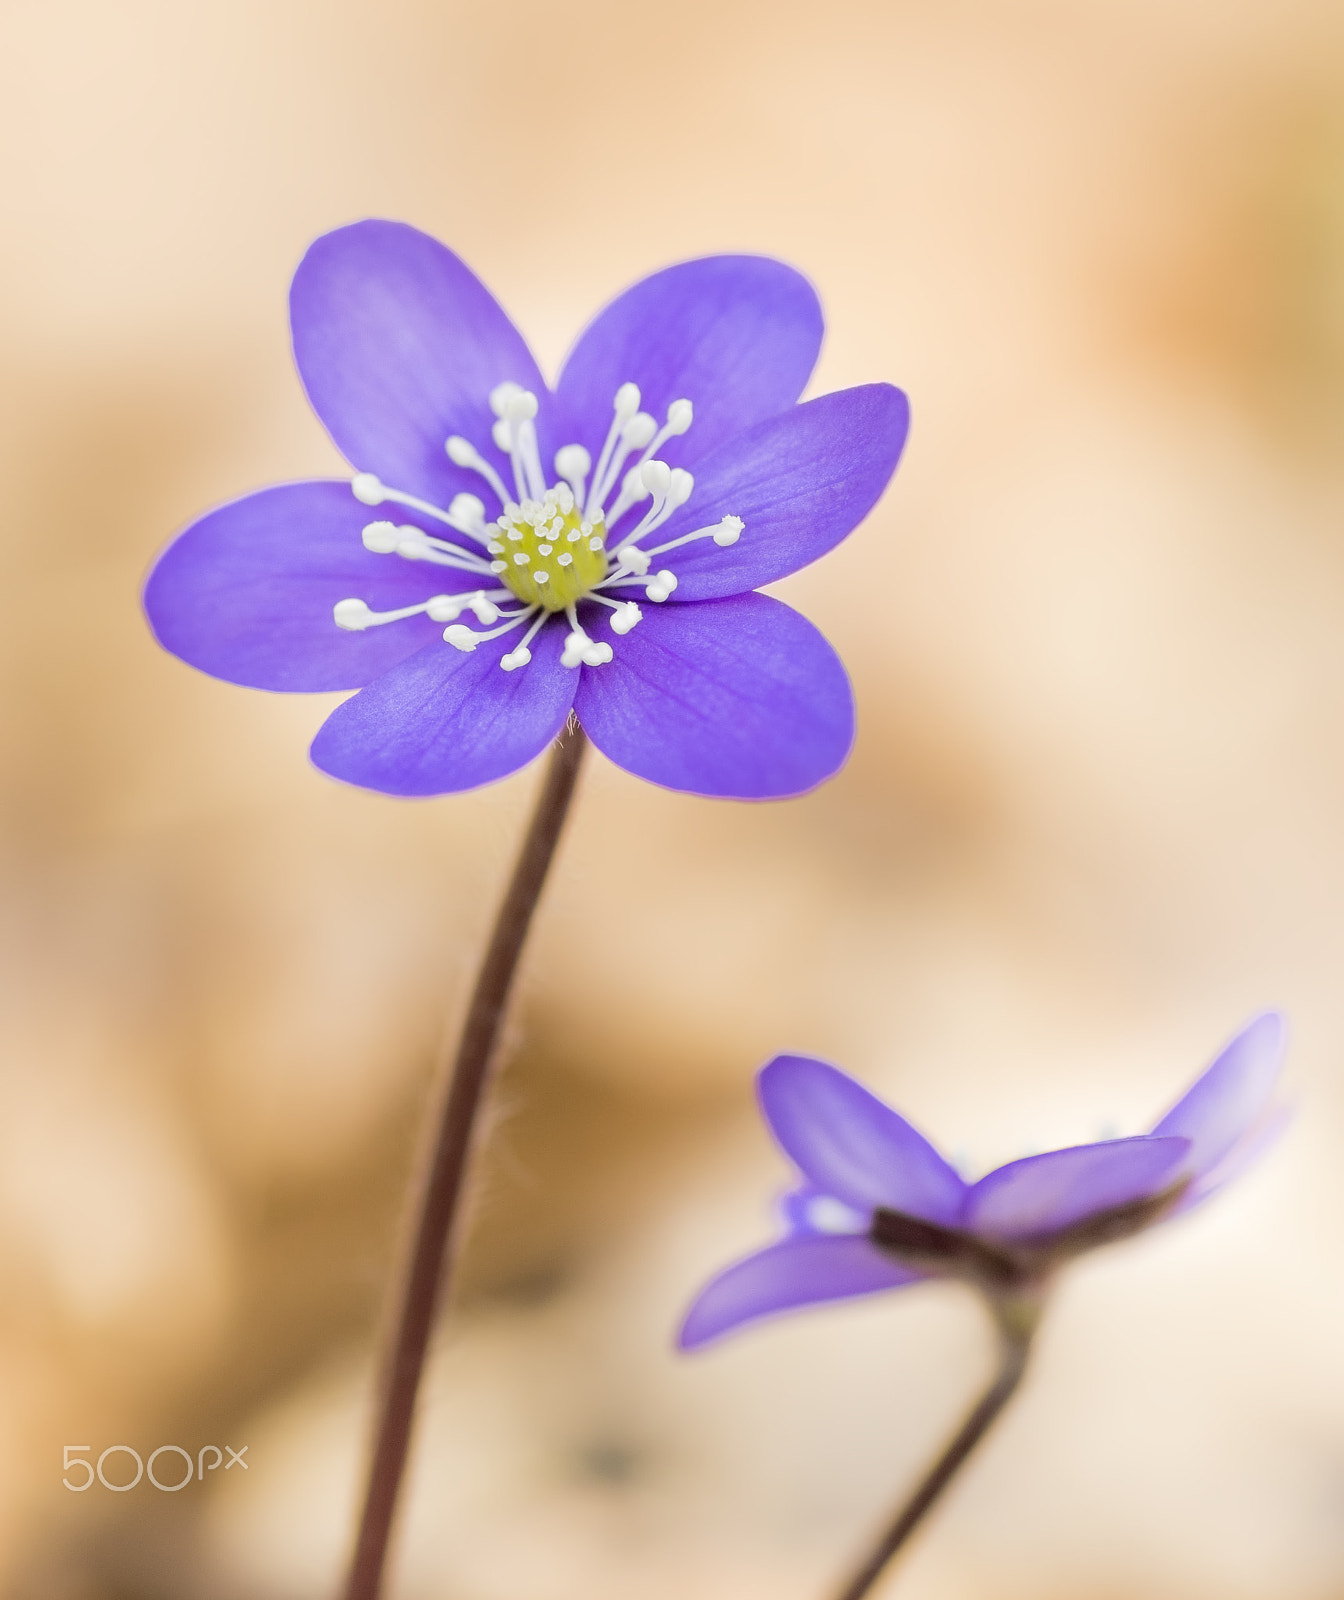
[680, 1011, 1288, 1348]
[143, 221, 910, 799]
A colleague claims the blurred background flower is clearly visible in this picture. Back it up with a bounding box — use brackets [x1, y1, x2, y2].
[2, 0, 1343, 1596]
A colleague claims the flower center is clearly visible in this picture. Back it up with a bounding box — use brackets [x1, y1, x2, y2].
[332, 379, 745, 672]
[487, 488, 608, 612]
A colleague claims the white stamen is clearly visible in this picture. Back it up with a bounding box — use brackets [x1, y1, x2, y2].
[446, 435, 511, 509]
[489, 381, 525, 417]
[610, 601, 642, 634]
[554, 443, 590, 507]
[642, 514, 746, 559]
[448, 493, 488, 536]
[586, 382, 641, 518]
[645, 569, 678, 602]
[491, 418, 512, 452]
[615, 545, 651, 576]
[500, 608, 550, 671]
[557, 552, 573, 567]
[361, 520, 399, 553]
[535, 570, 550, 584]
[490, 559, 507, 573]
[333, 592, 505, 632]
[513, 551, 530, 564]
[352, 473, 385, 505]
[443, 624, 479, 651]
[605, 464, 653, 527]
[560, 604, 614, 668]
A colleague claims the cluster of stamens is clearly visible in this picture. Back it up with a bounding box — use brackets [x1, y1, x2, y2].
[332, 377, 744, 672]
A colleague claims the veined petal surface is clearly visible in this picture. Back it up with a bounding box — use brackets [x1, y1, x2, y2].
[1151, 1011, 1286, 1178]
[758, 1056, 967, 1223]
[656, 385, 910, 601]
[678, 1235, 921, 1349]
[572, 593, 853, 799]
[291, 220, 550, 512]
[144, 481, 467, 692]
[556, 256, 823, 468]
[310, 620, 575, 796]
[965, 1137, 1191, 1242]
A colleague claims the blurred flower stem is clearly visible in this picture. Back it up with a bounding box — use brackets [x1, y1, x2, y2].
[344, 720, 588, 1600]
[832, 1288, 1042, 1600]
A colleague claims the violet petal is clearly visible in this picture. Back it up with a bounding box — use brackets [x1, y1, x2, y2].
[757, 1056, 967, 1223]
[572, 593, 853, 799]
[965, 1136, 1191, 1242]
[290, 220, 551, 512]
[309, 618, 575, 795]
[678, 1235, 922, 1349]
[650, 385, 910, 601]
[1150, 1011, 1286, 1179]
[555, 256, 823, 469]
[1175, 1104, 1293, 1214]
[143, 481, 473, 691]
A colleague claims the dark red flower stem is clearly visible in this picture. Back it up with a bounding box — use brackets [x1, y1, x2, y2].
[831, 1290, 1043, 1600]
[343, 721, 588, 1600]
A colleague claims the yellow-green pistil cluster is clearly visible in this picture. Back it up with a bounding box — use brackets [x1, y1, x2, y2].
[488, 488, 608, 612]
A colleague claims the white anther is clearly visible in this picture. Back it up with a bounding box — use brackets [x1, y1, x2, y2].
[622, 412, 658, 448]
[614, 382, 641, 417]
[471, 596, 501, 623]
[665, 398, 693, 434]
[713, 515, 745, 546]
[507, 527, 523, 541]
[616, 545, 651, 575]
[645, 569, 678, 602]
[500, 646, 531, 671]
[333, 598, 372, 630]
[584, 641, 613, 665]
[535, 570, 550, 584]
[555, 443, 590, 480]
[489, 381, 525, 417]
[610, 601, 642, 635]
[667, 467, 694, 508]
[395, 529, 429, 559]
[561, 630, 588, 669]
[361, 520, 399, 553]
[352, 473, 385, 505]
[505, 390, 538, 422]
[424, 595, 461, 621]
[489, 559, 507, 573]
[449, 492, 486, 527]
[557, 551, 573, 567]
[538, 543, 553, 556]
[443, 624, 479, 651]
[587, 535, 603, 551]
[491, 418, 512, 451]
[641, 459, 672, 496]
[566, 528, 581, 542]
[513, 551, 530, 564]
[445, 437, 477, 466]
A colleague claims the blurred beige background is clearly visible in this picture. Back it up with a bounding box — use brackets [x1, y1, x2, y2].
[2, 0, 1344, 1595]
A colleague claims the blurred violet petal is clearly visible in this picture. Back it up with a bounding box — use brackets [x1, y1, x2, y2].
[965, 1137, 1191, 1241]
[143, 481, 470, 692]
[1150, 1010, 1286, 1178]
[310, 620, 575, 796]
[290, 220, 551, 512]
[556, 256, 824, 469]
[572, 593, 854, 799]
[759, 1056, 967, 1222]
[656, 386, 911, 601]
[1176, 1103, 1293, 1213]
[678, 1235, 922, 1349]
